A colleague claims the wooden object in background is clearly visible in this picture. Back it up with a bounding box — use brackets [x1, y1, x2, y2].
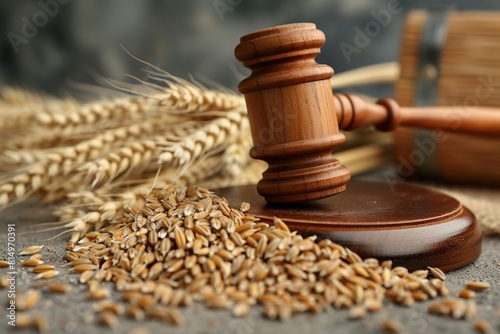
[396, 10, 500, 184]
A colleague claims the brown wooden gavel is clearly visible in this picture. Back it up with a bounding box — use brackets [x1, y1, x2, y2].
[235, 22, 500, 203]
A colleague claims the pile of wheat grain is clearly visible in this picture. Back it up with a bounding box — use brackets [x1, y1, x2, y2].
[0, 185, 492, 332]
[62, 185, 488, 328]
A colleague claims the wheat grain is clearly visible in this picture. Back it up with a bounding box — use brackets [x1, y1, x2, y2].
[21, 259, 44, 267]
[86, 288, 110, 300]
[15, 290, 41, 311]
[428, 266, 446, 280]
[465, 281, 491, 292]
[93, 300, 125, 315]
[128, 327, 150, 334]
[32, 264, 55, 273]
[380, 318, 402, 333]
[127, 305, 146, 321]
[29, 254, 42, 261]
[464, 299, 477, 321]
[349, 305, 367, 319]
[73, 264, 99, 273]
[99, 311, 118, 329]
[33, 313, 49, 334]
[474, 319, 491, 333]
[166, 307, 184, 326]
[20, 245, 44, 255]
[47, 282, 71, 294]
[459, 289, 476, 299]
[15, 313, 32, 328]
[0, 275, 10, 288]
[35, 270, 59, 280]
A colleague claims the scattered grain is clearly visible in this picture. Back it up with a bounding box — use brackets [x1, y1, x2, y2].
[474, 319, 491, 333]
[128, 328, 150, 334]
[94, 300, 125, 315]
[16, 313, 32, 328]
[16, 290, 41, 311]
[127, 305, 145, 321]
[240, 202, 251, 212]
[20, 245, 44, 256]
[349, 305, 366, 319]
[86, 288, 110, 300]
[232, 302, 250, 317]
[21, 258, 44, 267]
[166, 308, 184, 326]
[428, 266, 446, 280]
[72, 264, 99, 273]
[33, 313, 49, 333]
[80, 270, 94, 284]
[99, 311, 118, 329]
[465, 300, 477, 321]
[35, 270, 59, 280]
[32, 264, 55, 273]
[66, 241, 75, 251]
[0, 275, 10, 288]
[465, 281, 491, 292]
[380, 318, 402, 333]
[30, 254, 42, 261]
[459, 289, 476, 299]
[48, 282, 71, 293]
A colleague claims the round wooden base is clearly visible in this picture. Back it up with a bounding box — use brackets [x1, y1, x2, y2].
[217, 180, 482, 271]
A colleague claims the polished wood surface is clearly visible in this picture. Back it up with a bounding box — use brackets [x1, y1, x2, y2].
[235, 23, 350, 203]
[334, 93, 500, 135]
[217, 180, 482, 271]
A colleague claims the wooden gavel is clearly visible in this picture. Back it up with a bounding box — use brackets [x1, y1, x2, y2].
[235, 22, 500, 203]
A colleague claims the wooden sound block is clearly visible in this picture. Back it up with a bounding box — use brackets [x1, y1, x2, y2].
[217, 180, 481, 271]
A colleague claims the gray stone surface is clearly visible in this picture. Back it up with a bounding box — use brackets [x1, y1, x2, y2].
[0, 184, 498, 334]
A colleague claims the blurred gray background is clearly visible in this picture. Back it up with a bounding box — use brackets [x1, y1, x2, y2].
[1, 0, 500, 99]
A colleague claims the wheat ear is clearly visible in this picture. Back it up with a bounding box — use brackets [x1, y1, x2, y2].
[0, 119, 185, 209]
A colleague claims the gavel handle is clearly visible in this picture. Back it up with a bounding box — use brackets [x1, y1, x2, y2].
[333, 93, 500, 135]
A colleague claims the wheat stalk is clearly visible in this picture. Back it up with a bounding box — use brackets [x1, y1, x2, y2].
[1, 87, 51, 106]
[0, 61, 257, 245]
[0, 88, 79, 130]
[34, 75, 244, 129]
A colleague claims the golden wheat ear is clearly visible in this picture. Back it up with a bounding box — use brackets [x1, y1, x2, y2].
[0, 55, 257, 242]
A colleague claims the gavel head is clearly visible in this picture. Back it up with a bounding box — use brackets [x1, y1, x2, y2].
[235, 23, 351, 203]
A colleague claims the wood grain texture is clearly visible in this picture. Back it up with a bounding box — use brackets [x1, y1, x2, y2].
[217, 180, 482, 271]
[235, 23, 350, 203]
[333, 93, 500, 135]
[395, 10, 500, 184]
